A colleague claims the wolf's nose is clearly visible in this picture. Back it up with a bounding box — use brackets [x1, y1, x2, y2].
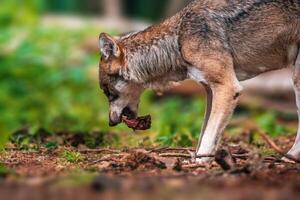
[109, 120, 119, 127]
[109, 112, 121, 126]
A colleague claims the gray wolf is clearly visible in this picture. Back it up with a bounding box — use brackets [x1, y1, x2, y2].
[98, 0, 300, 163]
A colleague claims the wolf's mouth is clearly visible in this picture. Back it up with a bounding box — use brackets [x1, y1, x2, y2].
[121, 106, 151, 130]
[122, 115, 152, 131]
[121, 106, 136, 120]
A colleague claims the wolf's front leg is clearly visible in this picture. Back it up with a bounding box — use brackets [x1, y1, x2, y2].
[195, 76, 242, 163]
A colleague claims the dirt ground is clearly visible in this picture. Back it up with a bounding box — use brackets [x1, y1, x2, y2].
[1, 132, 300, 200]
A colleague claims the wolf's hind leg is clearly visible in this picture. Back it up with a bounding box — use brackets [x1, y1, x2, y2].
[287, 45, 300, 159]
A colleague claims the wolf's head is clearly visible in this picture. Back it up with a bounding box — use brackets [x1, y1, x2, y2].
[98, 33, 144, 126]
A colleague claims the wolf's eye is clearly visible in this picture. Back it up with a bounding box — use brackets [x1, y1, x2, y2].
[109, 74, 121, 82]
[102, 85, 119, 102]
[102, 86, 110, 97]
[108, 93, 119, 102]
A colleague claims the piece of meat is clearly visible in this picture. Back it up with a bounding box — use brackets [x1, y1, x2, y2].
[122, 115, 152, 130]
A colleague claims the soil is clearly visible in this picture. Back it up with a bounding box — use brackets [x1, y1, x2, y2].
[1, 134, 300, 200]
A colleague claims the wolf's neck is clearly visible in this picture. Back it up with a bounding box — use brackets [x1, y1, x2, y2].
[120, 14, 185, 83]
[121, 34, 183, 83]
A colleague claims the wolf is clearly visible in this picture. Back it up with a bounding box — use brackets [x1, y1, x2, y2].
[98, 0, 300, 163]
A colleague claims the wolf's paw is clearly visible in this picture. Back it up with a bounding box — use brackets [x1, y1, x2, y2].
[195, 156, 214, 164]
[182, 157, 212, 166]
[281, 153, 300, 164]
[281, 157, 296, 164]
[182, 151, 213, 165]
[284, 150, 300, 163]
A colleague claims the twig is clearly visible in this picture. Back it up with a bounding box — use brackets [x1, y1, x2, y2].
[150, 147, 195, 153]
[148, 147, 168, 153]
[4, 147, 20, 151]
[233, 154, 251, 160]
[263, 156, 280, 162]
[258, 131, 300, 163]
[79, 149, 121, 154]
[87, 158, 116, 166]
[87, 153, 129, 166]
[87, 155, 126, 165]
[1, 161, 21, 165]
[4, 147, 46, 152]
[182, 163, 207, 169]
[159, 153, 215, 159]
[159, 152, 250, 160]
[159, 153, 193, 158]
[258, 132, 283, 153]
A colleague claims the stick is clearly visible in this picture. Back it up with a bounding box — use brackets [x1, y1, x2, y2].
[159, 153, 195, 158]
[150, 147, 195, 153]
[258, 131, 300, 163]
[159, 152, 250, 159]
[86, 152, 129, 166]
[87, 158, 116, 166]
[4, 147, 20, 151]
[182, 163, 207, 169]
[79, 149, 121, 154]
[258, 132, 283, 153]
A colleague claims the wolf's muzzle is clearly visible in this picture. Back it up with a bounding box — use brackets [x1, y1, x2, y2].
[109, 106, 136, 127]
[109, 111, 121, 127]
[121, 106, 136, 119]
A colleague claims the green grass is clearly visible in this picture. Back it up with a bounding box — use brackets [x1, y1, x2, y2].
[61, 150, 83, 163]
[0, 164, 12, 178]
[56, 171, 97, 187]
[256, 111, 290, 137]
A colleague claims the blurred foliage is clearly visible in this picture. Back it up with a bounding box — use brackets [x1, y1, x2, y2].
[145, 96, 205, 147]
[0, 0, 43, 27]
[256, 111, 288, 137]
[0, 0, 174, 22]
[0, 164, 12, 178]
[56, 171, 97, 187]
[124, 0, 169, 21]
[0, 26, 109, 133]
[45, 0, 171, 21]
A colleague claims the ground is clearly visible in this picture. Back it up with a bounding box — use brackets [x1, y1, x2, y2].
[1, 131, 300, 200]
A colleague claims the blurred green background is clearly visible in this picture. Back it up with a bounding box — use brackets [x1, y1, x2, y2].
[0, 0, 297, 149]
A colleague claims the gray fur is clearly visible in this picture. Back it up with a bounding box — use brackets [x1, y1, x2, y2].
[120, 34, 187, 84]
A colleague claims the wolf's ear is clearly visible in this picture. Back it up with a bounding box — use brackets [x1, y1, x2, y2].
[99, 33, 121, 60]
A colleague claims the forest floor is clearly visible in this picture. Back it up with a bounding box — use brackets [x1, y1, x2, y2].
[1, 131, 300, 200]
